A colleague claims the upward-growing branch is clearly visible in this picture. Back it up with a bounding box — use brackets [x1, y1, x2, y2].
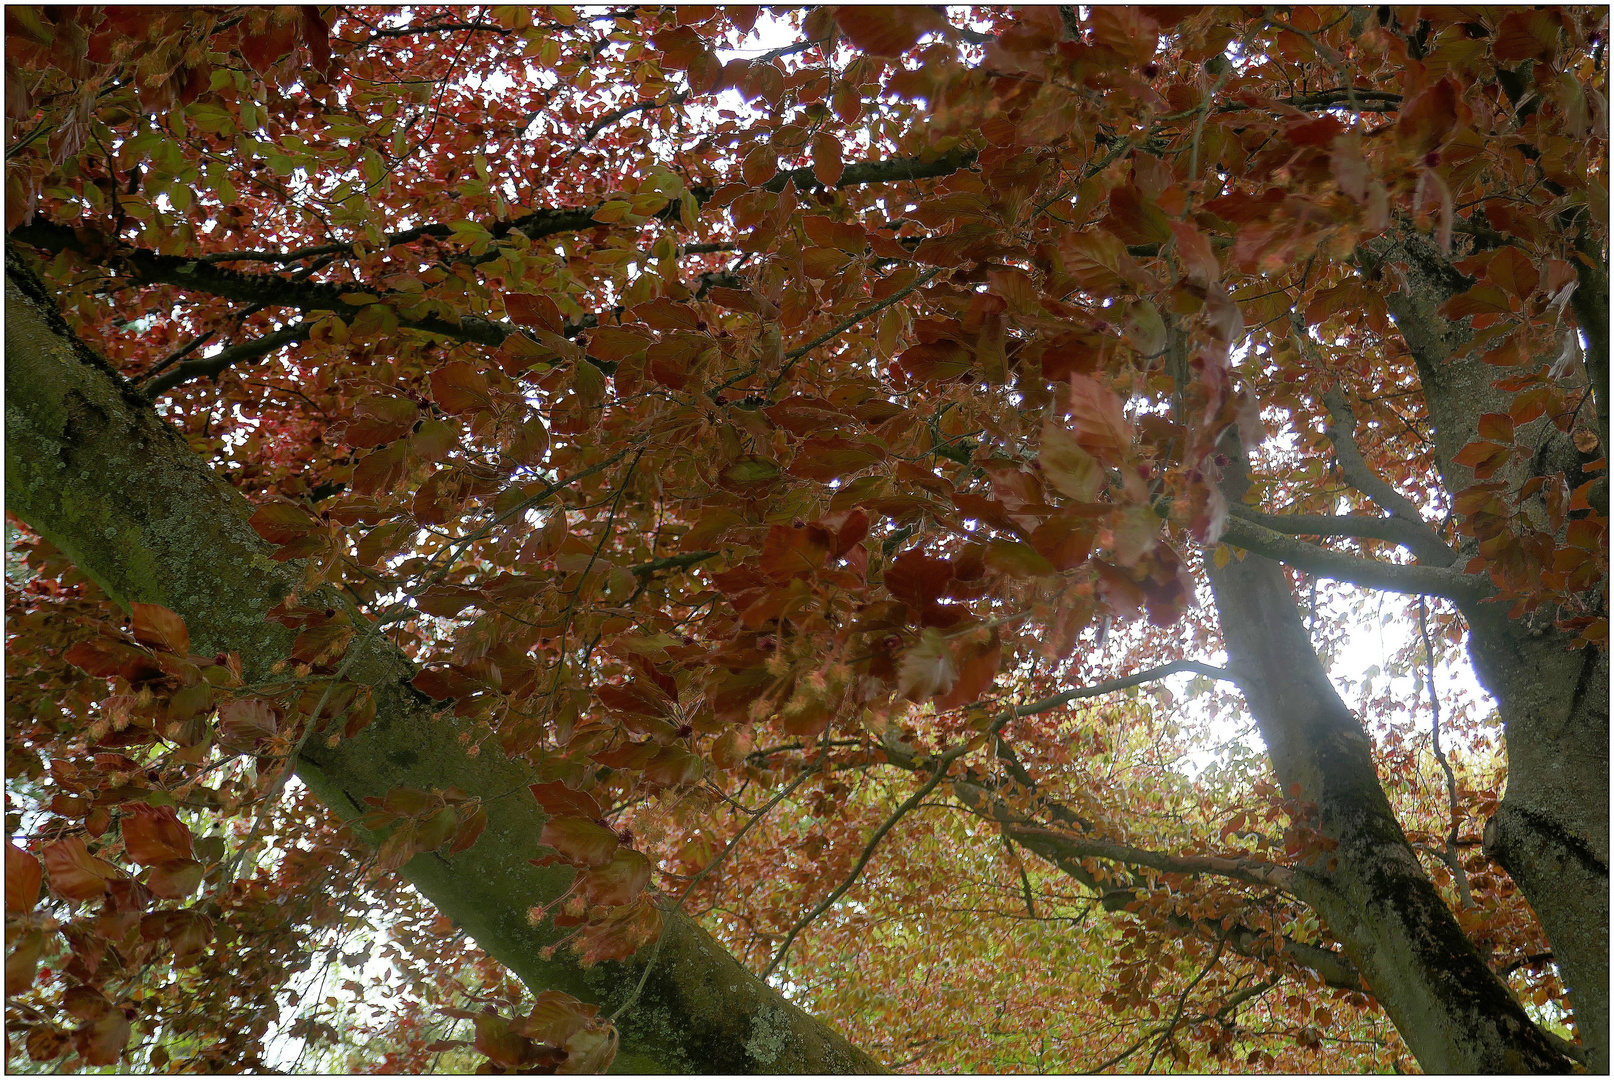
[4, 248, 879, 1076]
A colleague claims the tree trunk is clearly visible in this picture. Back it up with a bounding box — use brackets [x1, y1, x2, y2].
[4, 251, 880, 1075]
[1363, 232, 1609, 1071]
[1206, 430, 1574, 1072]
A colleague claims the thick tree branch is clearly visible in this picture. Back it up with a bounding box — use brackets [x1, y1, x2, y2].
[991, 821, 1293, 892]
[1319, 385, 1454, 566]
[941, 772, 1363, 991]
[1571, 232, 1609, 456]
[166, 147, 978, 268]
[144, 322, 313, 399]
[3, 253, 879, 1075]
[12, 146, 981, 384]
[1218, 515, 1477, 601]
[1205, 424, 1573, 1072]
[1226, 503, 1450, 560]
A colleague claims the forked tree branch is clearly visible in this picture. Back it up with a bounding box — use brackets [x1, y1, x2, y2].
[1226, 503, 1450, 560]
[1218, 515, 1478, 601]
[1319, 384, 1455, 566]
[144, 322, 314, 398]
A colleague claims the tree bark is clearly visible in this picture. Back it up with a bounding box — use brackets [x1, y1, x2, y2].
[1207, 429, 1574, 1072]
[3, 251, 880, 1075]
[1362, 232, 1609, 1071]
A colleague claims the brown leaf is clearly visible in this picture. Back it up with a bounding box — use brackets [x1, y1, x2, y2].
[540, 816, 620, 868]
[7, 842, 42, 913]
[120, 804, 193, 865]
[1065, 374, 1134, 466]
[43, 837, 117, 902]
[580, 848, 651, 906]
[811, 131, 844, 186]
[1039, 420, 1105, 502]
[145, 858, 204, 900]
[340, 396, 419, 448]
[429, 360, 493, 415]
[129, 602, 189, 656]
[834, 6, 948, 57]
[6, 930, 44, 996]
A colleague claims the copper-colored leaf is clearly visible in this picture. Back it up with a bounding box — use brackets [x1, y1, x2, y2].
[1065, 374, 1134, 466]
[42, 837, 116, 902]
[6, 929, 44, 996]
[580, 848, 652, 906]
[146, 858, 204, 900]
[1039, 420, 1105, 502]
[429, 360, 493, 415]
[129, 602, 189, 656]
[7, 842, 42, 914]
[539, 816, 620, 868]
[834, 6, 948, 57]
[120, 804, 193, 865]
[811, 131, 844, 187]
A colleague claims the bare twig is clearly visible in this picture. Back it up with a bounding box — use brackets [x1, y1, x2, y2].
[1419, 595, 1473, 909]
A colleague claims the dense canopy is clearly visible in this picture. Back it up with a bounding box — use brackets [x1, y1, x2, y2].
[4, 5, 1607, 1074]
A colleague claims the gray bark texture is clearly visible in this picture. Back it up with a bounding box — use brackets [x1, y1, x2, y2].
[1207, 431, 1575, 1072]
[1363, 232, 1609, 1072]
[4, 250, 880, 1075]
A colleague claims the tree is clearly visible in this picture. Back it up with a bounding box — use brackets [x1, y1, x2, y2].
[4, 4, 1606, 1073]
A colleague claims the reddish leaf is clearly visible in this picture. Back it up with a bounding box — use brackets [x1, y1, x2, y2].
[472, 1012, 529, 1069]
[580, 848, 652, 906]
[413, 666, 485, 701]
[505, 292, 564, 332]
[218, 697, 279, 749]
[7, 843, 42, 914]
[1395, 76, 1461, 157]
[811, 131, 845, 186]
[1452, 440, 1514, 479]
[351, 441, 410, 496]
[896, 340, 973, 384]
[75, 1006, 130, 1067]
[885, 550, 956, 612]
[539, 816, 620, 868]
[985, 539, 1058, 579]
[834, 6, 948, 56]
[1492, 9, 1560, 63]
[1030, 513, 1095, 572]
[239, 12, 302, 74]
[1105, 184, 1172, 246]
[1065, 374, 1134, 465]
[120, 804, 193, 865]
[1476, 413, 1516, 444]
[429, 361, 493, 414]
[6, 929, 44, 996]
[146, 858, 204, 900]
[741, 142, 776, 187]
[130, 602, 189, 656]
[529, 782, 604, 821]
[518, 990, 598, 1046]
[341, 396, 419, 448]
[1040, 420, 1105, 502]
[1168, 220, 1219, 286]
[643, 746, 703, 788]
[42, 837, 117, 902]
[934, 632, 1002, 710]
[759, 523, 833, 580]
[597, 680, 673, 719]
[447, 806, 488, 856]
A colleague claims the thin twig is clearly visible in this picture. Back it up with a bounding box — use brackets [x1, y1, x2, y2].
[1419, 595, 1473, 909]
[608, 760, 824, 1023]
[1144, 937, 1226, 1073]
